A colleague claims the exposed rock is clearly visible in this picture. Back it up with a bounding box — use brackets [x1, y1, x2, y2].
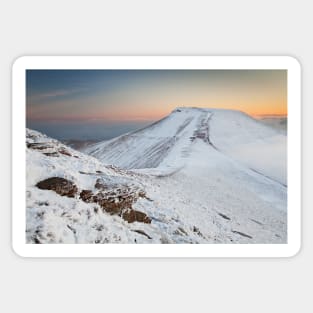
[192, 226, 205, 238]
[43, 152, 59, 157]
[59, 148, 72, 157]
[27, 140, 73, 158]
[79, 190, 94, 203]
[232, 230, 253, 239]
[37, 201, 49, 206]
[250, 218, 263, 226]
[138, 190, 146, 198]
[98, 197, 125, 215]
[218, 212, 231, 220]
[27, 143, 52, 150]
[67, 224, 76, 234]
[79, 183, 152, 224]
[133, 229, 152, 239]
[36, 174, 152, 224]
[193, 226, 200, 233]
[121, 209, 151, 224]
[33, 237, 41, 244]
[36, 177, 78, 198]
[95, 179, 108, 190]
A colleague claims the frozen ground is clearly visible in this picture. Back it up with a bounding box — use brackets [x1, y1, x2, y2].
[26, 107, 287, 244]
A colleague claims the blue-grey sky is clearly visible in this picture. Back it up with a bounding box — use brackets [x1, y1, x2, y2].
[26, 69, 287, 140]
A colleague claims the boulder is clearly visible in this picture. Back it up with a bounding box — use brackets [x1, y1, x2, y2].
[121, 209, 151, 224]
[95, 178, 108, 190]
[36, 177, 78, 198]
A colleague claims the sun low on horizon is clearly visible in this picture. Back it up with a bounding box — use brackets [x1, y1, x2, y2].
[26, 69, 287, 123]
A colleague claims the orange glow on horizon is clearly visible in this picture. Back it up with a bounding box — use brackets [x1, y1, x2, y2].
[27, 101, 287, 123]
[27, 69, 287, 123]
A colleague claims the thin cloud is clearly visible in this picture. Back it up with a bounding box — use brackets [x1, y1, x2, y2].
[29, 88, 88, 102]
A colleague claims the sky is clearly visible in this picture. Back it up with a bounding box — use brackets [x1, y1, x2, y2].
[26, 69, 287, 140]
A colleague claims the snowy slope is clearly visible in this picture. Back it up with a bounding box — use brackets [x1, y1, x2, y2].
[85, 107, 287, 185]
[26, 107, 287, 244]
[26, 129, 158, 244]
[208, 110, 287, 185]
[84, 108, 207, 170]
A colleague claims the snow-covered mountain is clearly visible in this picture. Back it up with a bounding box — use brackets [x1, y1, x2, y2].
[26, 107, 287, 244]
[85, 107, 286, 185]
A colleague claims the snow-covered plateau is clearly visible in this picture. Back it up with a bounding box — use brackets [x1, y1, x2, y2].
[26, 107, 287, 244]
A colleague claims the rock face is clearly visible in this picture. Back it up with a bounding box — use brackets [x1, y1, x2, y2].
[36, 177, 78, 198]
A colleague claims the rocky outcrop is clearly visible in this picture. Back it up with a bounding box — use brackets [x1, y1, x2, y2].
[79, 190, 94, 203]
[27, 140, 77, 158]
[29, 128, 152, 225]
[41, 178, 152, 224]
[36, 176, 151, 224]
[36, 177, 78, 198]
[80, 182, 151, 223]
